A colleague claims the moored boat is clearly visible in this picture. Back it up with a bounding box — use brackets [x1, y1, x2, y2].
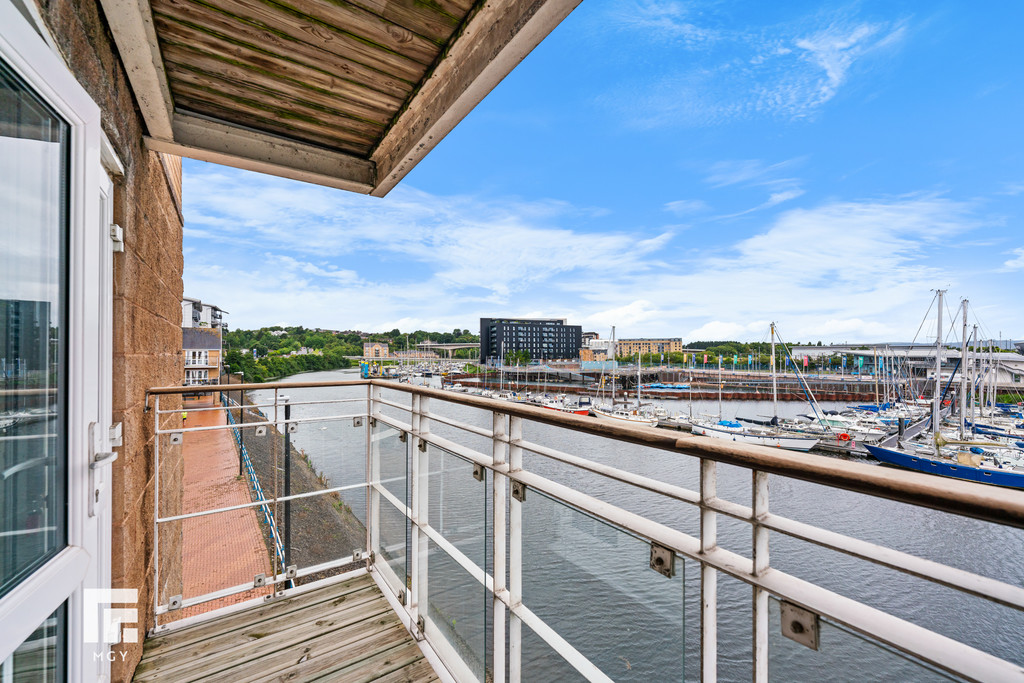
[692, 419, 820, 452]
[865, 444, 1024, 489]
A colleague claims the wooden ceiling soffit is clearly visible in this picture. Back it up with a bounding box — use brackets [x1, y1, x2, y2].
[97, 0, 175, 139]
[145, 113, 375, 193]
[100, 0, 582, 196]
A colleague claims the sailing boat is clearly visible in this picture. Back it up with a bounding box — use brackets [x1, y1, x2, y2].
[691, 325, 820, 452]
[865, 291, 1024, 488]
[592, 333, 658, 426]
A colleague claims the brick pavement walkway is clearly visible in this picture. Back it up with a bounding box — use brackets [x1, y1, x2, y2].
[179, 400, 273, 617]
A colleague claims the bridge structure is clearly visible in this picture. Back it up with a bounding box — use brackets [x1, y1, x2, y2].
[416, 341, 480, 359]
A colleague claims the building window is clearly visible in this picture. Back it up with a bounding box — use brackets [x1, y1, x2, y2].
[0, 58, 69, 598]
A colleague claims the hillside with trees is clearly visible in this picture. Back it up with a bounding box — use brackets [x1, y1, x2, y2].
[222, 326, 478, 382]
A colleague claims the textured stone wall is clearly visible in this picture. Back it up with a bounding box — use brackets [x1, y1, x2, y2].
[35, 0, 185, 679]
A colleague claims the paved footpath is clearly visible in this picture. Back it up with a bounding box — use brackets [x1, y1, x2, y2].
[179, 400, 272, 616]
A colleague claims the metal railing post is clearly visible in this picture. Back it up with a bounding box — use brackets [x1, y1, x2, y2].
[238, 382, 244, 477]
[508, 415, 523, 683]
[153, 395, 162, 624]
[752, 470, 769, 682]
[410, 394, 431, 636]
[700, 458, 717, 683]
[492, 410, 509, 683]
[272, 389, 280, 584]
[366, 383, 378, 569]
[284, 398, 292, 586]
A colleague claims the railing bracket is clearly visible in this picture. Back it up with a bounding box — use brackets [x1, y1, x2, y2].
[169, 431, 183, 445]
[473, 463, 484, 482]
[369, 417, 376, 428]
[353, 416, 364, 428]
[285, 565, 297, 579]
[399, 589, 406, 605]
[781, 601, 820, 650]
[417, 615, 425, 635]
[418, 439, 427, 452]
[511, 481, 526, 502]
[255, 425, 267, 437]
[287, 422, 298, 434]
[168, 595, 182, 611]
[254, 573, 267, 588]
[649, 543, 676, 578]
[398, 431, 407, 443]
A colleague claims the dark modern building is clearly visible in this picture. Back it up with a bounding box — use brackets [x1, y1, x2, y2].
[480, 317, 583, 364]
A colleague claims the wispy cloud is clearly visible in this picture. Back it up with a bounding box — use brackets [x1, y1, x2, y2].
[704, 158, 806, 217]
[998, 181, 1024, 196]
[184, 163, 999, 342]
[183, 164, 671, 329]
[1003, 248, 1024, 271]
[600, 5, 909, 127]
[664, 199, 710, 215]
[609, 1, 719, 46]
[560, 194, 980, 340]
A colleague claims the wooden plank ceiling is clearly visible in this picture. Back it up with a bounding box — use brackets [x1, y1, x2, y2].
[99, 0, 581, 195]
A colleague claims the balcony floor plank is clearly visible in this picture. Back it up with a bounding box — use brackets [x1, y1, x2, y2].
[135, 574, 435, 682]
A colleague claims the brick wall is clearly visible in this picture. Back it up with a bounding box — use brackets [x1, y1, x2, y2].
[36, 0, 185, 679]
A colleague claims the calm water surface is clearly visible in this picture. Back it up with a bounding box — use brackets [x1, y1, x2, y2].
[254, 369, 1024, 682]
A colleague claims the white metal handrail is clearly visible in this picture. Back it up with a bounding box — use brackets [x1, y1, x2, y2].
[145, 379, 1024, 682]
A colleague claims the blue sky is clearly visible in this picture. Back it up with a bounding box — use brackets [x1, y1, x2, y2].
[183, 0, 1024, 343]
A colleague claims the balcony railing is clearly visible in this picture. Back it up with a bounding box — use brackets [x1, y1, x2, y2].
[144, 379, 1024, 682]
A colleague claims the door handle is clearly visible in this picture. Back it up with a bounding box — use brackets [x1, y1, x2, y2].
[90, 451, 118, 469]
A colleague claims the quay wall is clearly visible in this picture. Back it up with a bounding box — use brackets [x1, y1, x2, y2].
[446, 376, 877, 402]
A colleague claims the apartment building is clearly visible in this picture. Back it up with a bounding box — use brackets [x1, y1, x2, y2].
[480, 317, 582, 364]
[616, 338, 685, 357]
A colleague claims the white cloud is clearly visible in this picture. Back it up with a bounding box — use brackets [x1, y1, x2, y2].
[183, 165, 673, 330]
[685, 320, 772, 341]
[1003, 248, 1024, 271]
[184, 161, 1008, 343]
[703, 158, 806, 217]
[999, 182, 1024, 196]
[600, 10, 909, 127]
[560, 194, 982, 341]
[787, 21, 907, 115]
[665, 199, 710, 214]
[611, 1, 718, 46]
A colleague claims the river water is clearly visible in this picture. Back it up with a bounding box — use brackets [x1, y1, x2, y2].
[253, 369, 1024, 682]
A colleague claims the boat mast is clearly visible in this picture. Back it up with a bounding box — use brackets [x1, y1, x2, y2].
[934, 289, 945, 456]
[717, 355, 723, 419]
[971, 325, 978, 427]
[873, 346, 879, 409]
[771, 322, 778, 419]
[636, 352, 641, 411]
[959, 299, 968, 438]
[989, 344, 996, 415]
[610, 326, 616, 406]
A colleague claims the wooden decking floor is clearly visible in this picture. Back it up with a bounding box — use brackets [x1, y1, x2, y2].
[134, 573, 438, 683]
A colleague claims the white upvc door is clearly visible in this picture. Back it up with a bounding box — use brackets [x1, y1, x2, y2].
[0, 0, 114, 680]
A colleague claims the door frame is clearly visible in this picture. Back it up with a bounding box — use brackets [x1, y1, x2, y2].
[0, 1, 113, 680]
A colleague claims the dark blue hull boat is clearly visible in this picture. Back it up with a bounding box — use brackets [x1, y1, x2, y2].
[865, 445, 1024, 489]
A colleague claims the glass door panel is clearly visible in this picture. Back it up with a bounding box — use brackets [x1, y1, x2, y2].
[0, 56, 69, 599]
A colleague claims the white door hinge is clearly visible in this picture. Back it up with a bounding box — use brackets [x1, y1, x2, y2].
[110, 223, 124, 252]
